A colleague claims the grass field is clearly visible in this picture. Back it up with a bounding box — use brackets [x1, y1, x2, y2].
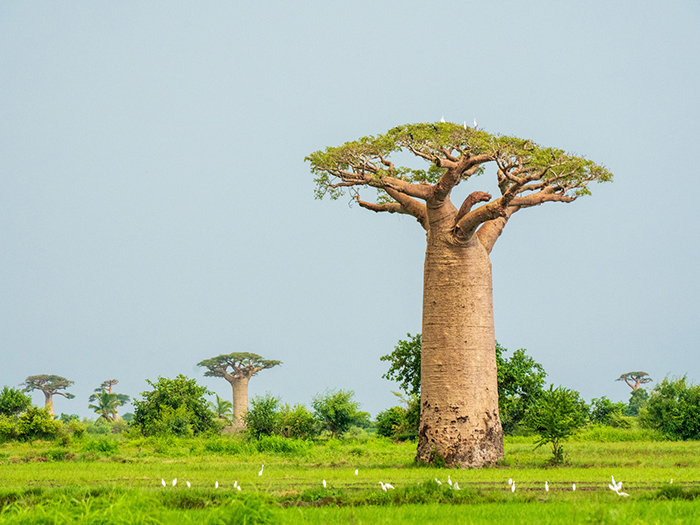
[1, 433, 699, 524]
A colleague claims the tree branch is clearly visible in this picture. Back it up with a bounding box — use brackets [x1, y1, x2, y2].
[476, 207, 518, 254]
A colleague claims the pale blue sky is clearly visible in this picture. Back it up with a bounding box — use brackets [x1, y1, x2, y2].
[1, 1, 698, 418]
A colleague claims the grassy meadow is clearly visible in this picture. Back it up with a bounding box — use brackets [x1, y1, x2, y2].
[1, 431, 700, 524]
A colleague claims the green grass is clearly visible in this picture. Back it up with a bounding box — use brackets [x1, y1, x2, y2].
[1, 434, 700, 523]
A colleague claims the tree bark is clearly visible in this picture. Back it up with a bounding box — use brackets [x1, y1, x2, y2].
[230, 376, 250, 431]
[416, 215, 504, 468]
[44, 391, 54, 416]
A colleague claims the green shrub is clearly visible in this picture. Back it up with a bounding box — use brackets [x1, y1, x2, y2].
[277, 403, 316, 440]
[0, 386, 32, 417]
[626, 388, 650, 416]
[204, 438, 252, 455]
[82, 437, 120, 455]
[640, 376, 700, 440]
[243, 394, 280, 439]
[0, 414, 18, 441]
[376, 406, 404, 438]
[589, 396, 627, 425]
[16, 406, 62, 441]
[312, 389, 361, 438]
[254, 435, 311, 455]
[132, 375, 216, 437]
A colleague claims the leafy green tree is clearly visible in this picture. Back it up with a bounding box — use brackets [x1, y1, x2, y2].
[277, 403, 317, 440]
[210, 394, 233, 422]
[524, 385, 588, 464]
[243, 393, 280, 439]
[93, 380, 130, 420]
[88, 391, 129, 422]
[625, 388, 650, 416]
[312, 389, 360, 438]
[640, 376, 700, 440]
[197, 352, 281, 430]
[380, 334, 421, 395]
[22, 375, 75, 415]
[132, 375, 216, 437]
[309, 121, 611, 467]
[0, 386, 32, 417]
[589, 396, 627, 425]
[375, 406, 405, 438]
[496, 342, 547, 434]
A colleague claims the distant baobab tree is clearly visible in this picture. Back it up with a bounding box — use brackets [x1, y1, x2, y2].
[90, 379, 130, 420]
[22, 374, 75, 415]
[616, 371, 652, 391]
[197, 353, 281, 430]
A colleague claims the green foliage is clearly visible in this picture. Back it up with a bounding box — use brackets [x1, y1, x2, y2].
[626, 387, 650, 416]
[209, 394, 233, 422]
[524, 385, 588, 464]
[640, 376, 700, 440]
[589, 396, 627, 425]
[243, 394, 280, 439]
[312, 389, 361, 438]
[0, 386, 32, 417]
[16, 406, 62, 441]
[0, 414, 18, 441]
[132, 375, 216, 437]
[380, 333, 421, 395]
[307, 122, 612, 203]
[375, 393, 420, 441]
[22, 374, 75, 399]
[197, 353, 281, 378]
[496, 342, 547, 435]
[88, 390, 129, 422]
[376, 406, 405, 438]
[277, 403, 317, 440]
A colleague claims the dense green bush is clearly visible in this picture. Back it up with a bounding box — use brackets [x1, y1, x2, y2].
[312, 389, 361, 438]
[16, 406, 62, 440]
[625, 388, 650, 416]
[243, 394, 280, 439]
[375, 406, 405, 438]
[0, 386, 32, 417]
[277, 403, 316, 440]
[524, 385, 588, 463]
[589, 396, 627, 425]
[640, 376, 700, 440]
[132, 375, 216, 437]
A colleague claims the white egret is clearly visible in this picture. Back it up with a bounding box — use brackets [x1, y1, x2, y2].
[385, 483, 395, 490]
[322, 480, 326, 488]
[161, 479, 166, 488]
[511, 482, 515, 493]
[379, 482, 387, 492]
[572, 483, 576, 491]
[448, 475, 452, 486]
[258, 465, 264, 476]
[186, 481, 191, 488]
[355, 469, 359, 476]
[670, 479, 674, 484]
[435, 478, 442, 485]
[237, 486, 242, 491]
[234, 480, 238, 488]
[172, 478, 177, 487]
[545, 481, 549, 492]
[453, 482, 460, 490]
[463, 121, 467, 130]
[441, 116, 445, 123]
[473, 118, 477, 128]
[508, 478, 513, 486]
[215, 481, 219, 489]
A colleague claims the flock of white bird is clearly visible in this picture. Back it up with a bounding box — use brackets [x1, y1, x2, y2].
[157, 465, 667, 497]
[440, 116, 477, 129]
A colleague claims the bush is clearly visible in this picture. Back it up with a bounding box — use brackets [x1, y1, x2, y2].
[0, 386, 32, 417]
[312, 389, 361, 438]
[243, 394, 280, 439]
[132, 375, 216, 437]
[0, 414, 18, 441]
[589, 396, 627, 425]
[625, 388, 650, 416]
[376, 407, 405, 438]
[640, 376, 700, 440]
[524, 385, 588, 464]
[16, 406, 62, 441]
[277, 403, 316, 440]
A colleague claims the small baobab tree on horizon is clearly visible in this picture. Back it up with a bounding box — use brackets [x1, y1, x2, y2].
[89, 380, 130, 421]
[616, 371, 652, 391]
[22, 374, 75, 416]
[197, 353, 281, 430]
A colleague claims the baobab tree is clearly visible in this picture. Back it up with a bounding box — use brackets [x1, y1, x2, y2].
[22, 374, 75, 416]
[616, 371, 652, 391]
[307, 122, 611, 467]
[90, 379, 130, 420]
[197, 352, 281, 430]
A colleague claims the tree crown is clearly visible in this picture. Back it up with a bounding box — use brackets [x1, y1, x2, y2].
[197, 352, 281, 379]
[22, 375, 75, 398]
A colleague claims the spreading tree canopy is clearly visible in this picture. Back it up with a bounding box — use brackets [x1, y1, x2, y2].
[22, 375, 75, 416]
[308, 122, 611, 467]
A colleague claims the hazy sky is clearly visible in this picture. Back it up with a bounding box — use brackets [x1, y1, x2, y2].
[1, 1, 698, 419]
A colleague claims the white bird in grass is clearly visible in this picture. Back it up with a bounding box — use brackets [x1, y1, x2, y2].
[609, 476, 628, 497]
[234, 480, 238, 488]
[322, 480, 326, 488]
[572, 483, 576, 491]
[511, 481, 516, 493]
[435, 478, 442, 485]
[670, 479, 673, 484]
[508, 478, 513, 486]
[448, 475, 452, 486]
[355, 469, 358, 476]
[186, 481, 191, 488]
[379, 482, 387, 492]
[453, 482, 460, 491]
[161, 479, 166, 488]
[172, 478, 177, 487]
[258, 465, 264, 476]
[215, 481, 219, 489]
[237, 486, 242, 491]
[545, 482, 549, 492]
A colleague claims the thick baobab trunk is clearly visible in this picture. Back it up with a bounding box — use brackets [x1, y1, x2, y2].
[43, 392, 54, 416]
[416, 228, 504, 468]
[231, 376, 250, 431]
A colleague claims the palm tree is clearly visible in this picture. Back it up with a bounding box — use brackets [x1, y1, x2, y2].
[209, 394, 233, 423]
[88, 390, 129, 422]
